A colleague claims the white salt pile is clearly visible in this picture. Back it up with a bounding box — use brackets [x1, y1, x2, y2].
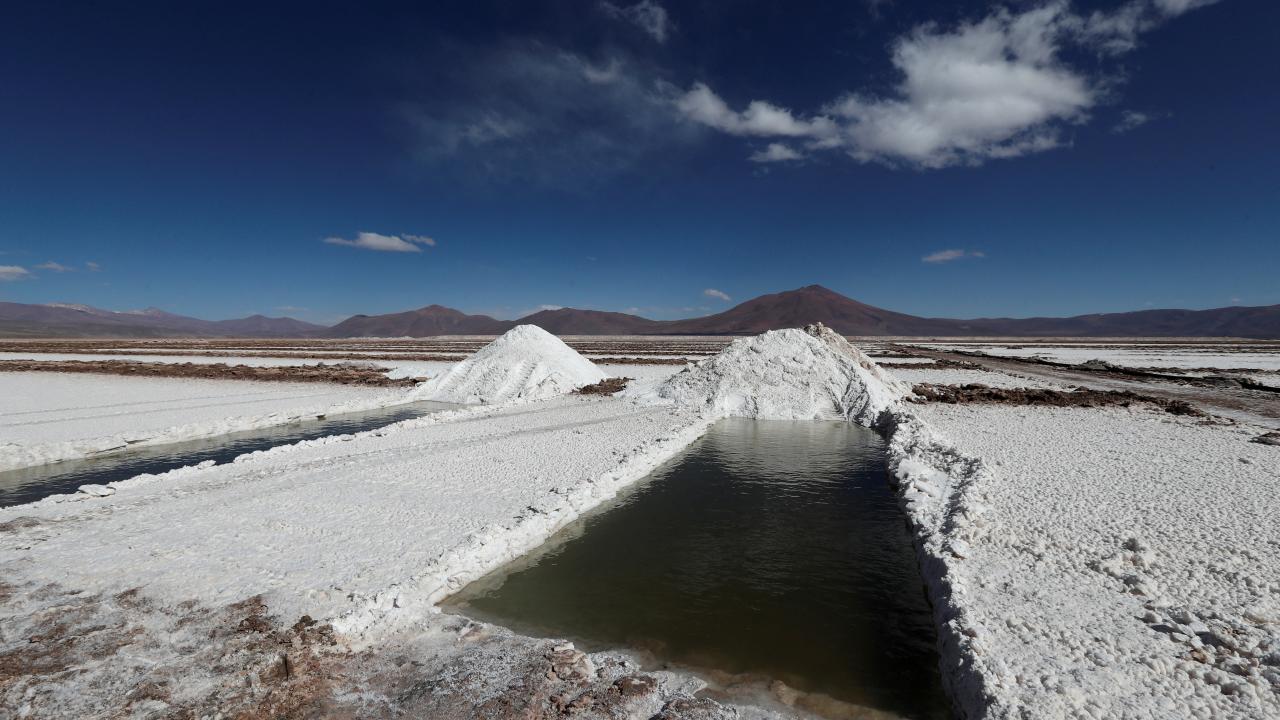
[413, 324, 606, 404]
[630, 323, 908, 425]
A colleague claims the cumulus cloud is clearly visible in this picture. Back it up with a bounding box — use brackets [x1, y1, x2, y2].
[922, 249, 985, 264]
[703, 288, 732, 301]
[678, 0, 1223, 168]
[36, 261, 74, 272]
[0, 265, 32, 281]
[600, 1, 672, 43]
[324, 232, 437, 253]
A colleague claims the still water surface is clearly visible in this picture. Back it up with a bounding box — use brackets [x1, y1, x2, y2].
[445, 418, 949, 719]
[0, 400, 456, 507]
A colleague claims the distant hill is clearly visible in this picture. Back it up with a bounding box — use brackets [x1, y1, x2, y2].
[3, 289, 1278, 338]
[0, 302, 325, 338]
[320, 286, 1280, 338]
[515, 308, 665, 335]
[323, 305, 509, 337]
[660, 285, 961, 335]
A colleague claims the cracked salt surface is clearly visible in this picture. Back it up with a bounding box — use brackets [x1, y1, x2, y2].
[911, 403, 1280, 718]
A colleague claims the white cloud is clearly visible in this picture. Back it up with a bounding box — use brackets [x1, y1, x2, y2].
[85, 261, 101, 272]
[677, 83, 837, 139]
[1152, 0, 1222, 16]
[36, 261, 74, 272]
[323, 232, 437, 253]
[749, 143, 805, 163]
[1112, 109, 1156, 133]
[582, 58, 623, 85]
[402, 43, 692, 183]
[703, 288, 732, 301]
[601, 1, 672, 43]
[922, 249, 985, 264]
[0, 265, 32, 281]
[678, 1, 1223, 169]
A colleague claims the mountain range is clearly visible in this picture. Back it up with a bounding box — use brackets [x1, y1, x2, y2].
[2, 286, 1277, 338]
[0, 303, 326, 338]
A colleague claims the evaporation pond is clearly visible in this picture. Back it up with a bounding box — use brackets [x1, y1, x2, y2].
[444, 418, 949, 719]
[0, 400, 457, 507]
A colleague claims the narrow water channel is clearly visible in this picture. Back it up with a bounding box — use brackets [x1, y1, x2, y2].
[0, 400, 457, 507]
[444, 418, 949, 719]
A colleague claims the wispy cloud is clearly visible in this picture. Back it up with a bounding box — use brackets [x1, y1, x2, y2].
[1111, 109, 1168, 133]
[0, 265, 32, 281]
[677, 0, 1222, 168]
[323, 232, 437, 253]
[400, 42, 692, 183]
[36, 261, 74, 272]
[749, 143, 805, 163]
[922, 249, 985, 264]
[703, 288, 732, 301]
[600, 1, 672, 43]
[85, 261, 101, 272]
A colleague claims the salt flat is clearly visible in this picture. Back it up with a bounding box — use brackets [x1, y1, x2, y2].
[2, 332, 1277, 719]
[916, 343, 1280, 372]
[0, 395, 711, 624]
[0, 371, 407, 471]
[914, 403, 1280, 719]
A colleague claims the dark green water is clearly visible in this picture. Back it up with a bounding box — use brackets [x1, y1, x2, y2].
[0, 400, 456, 507]
[444, 418, 949, 719]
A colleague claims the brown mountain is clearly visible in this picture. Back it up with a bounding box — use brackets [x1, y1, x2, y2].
[516, 308, 665, 335]
[323, 305, 509, 337]
[0, 302, 324, 338]
[5, 288, 1278, 338]
[286, 286, 1280, 338]
[661, 285, 960, 335]
[210, 314, 327, 337]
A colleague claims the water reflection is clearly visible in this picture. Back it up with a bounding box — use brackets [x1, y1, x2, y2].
[445, 418, 948, 719]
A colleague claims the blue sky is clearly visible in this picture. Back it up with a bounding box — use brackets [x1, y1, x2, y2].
[0, 0, 1275, 324]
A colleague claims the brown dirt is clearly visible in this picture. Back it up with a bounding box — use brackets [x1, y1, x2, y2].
[0, 359, 417, 387]
[592, 356, 690, 365]
[910, 383, 1206, 417]
[0, 581, 355, 719]
[0, 576, 736, 719]
[1251, 431, 1280, 446]
[879, 359, 979, 370]
[574, 377, 633, 396]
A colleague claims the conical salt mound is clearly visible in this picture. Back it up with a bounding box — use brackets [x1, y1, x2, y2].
[630, 323, 908, 425]
[413, 325, 606, 404]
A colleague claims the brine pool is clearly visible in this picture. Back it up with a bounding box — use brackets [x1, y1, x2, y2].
[444, 418, 949, 719]
[0, 400, 457, 507]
